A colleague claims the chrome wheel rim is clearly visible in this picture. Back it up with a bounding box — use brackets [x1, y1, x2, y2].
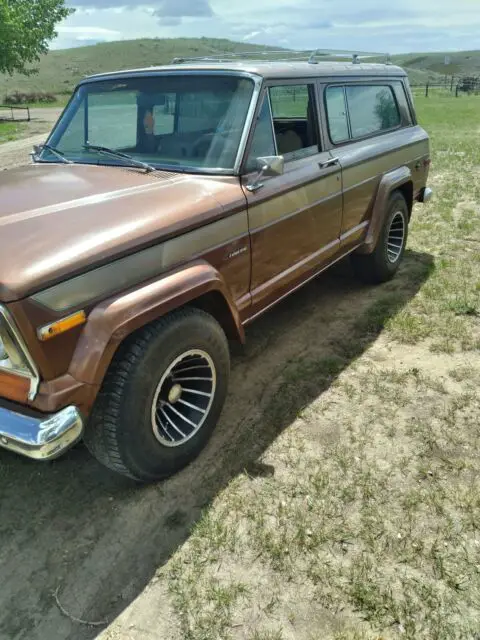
[386, 211, 406, 263]
[151, 349, 216, 448]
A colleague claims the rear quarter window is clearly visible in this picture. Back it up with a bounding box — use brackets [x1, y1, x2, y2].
[346, 85, 400, 138]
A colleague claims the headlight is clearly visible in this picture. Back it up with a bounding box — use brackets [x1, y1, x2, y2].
[0, 306, 39, 399]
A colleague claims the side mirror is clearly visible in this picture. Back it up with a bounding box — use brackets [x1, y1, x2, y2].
[257, 155, 284, 177]
[31, 144, 43, 161]
[246, 155, 284, 192]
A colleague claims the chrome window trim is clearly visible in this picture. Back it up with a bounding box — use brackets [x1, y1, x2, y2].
[233, 74, 263, 174]
[0, 305, 40, 400]
[266, 89, 279, 157]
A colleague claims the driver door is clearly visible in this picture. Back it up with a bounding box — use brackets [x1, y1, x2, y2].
[242, 82, 343, 317]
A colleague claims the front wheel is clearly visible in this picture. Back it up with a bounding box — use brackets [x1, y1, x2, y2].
[351, 191, 409, 284]
[84, 308, 230, 482]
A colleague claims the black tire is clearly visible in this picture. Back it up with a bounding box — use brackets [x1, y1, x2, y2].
[84, 308, 230, 482]
[351, 191, 409, 284]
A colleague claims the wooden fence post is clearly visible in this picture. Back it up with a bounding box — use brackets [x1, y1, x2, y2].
[425, 82, 429, 98]
[450, 75, 454, 92]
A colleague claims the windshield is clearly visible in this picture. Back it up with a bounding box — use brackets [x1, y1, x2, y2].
[42, 74, 256, 173]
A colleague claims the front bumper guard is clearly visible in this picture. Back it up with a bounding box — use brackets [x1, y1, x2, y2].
[418, 186, 433, 203]
[0, 404, 84, 460]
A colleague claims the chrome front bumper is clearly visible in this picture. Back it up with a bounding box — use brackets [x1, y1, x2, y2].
[0, 404, 84, 460]
[419, 187, 433, 203]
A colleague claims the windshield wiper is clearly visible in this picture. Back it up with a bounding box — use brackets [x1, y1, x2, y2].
[33, 143, 73, 164]
[83, 144, 155, 173]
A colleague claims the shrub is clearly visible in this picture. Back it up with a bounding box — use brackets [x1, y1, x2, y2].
[458, 76, 479, 93]
[3, 90, 57, 105]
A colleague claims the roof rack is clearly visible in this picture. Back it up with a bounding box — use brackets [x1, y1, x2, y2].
[171, 49, 391, 65]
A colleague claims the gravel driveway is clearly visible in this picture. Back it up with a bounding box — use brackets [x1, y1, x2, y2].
[0, 107, 62, 170]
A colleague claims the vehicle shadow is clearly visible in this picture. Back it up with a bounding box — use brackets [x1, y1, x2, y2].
[0, 249, 434, 640]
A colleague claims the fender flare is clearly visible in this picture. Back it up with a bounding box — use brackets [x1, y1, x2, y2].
[68, 260, 244, 386]
[356, 166, 412, 255]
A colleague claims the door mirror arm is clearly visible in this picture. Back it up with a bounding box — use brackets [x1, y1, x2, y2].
[246, 155, 284, 193]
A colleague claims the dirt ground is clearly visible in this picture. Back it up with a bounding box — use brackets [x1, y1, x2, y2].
[0, 108, 61, 170]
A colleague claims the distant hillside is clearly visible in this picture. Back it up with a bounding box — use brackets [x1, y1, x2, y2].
[1, 38, 479, 100]
[390, 51, 480, 79]
[0, 38, 282, 99]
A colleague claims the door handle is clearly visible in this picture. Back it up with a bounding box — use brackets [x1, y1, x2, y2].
[319, 157, 340, 169]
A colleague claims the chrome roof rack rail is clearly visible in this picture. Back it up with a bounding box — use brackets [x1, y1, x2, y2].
[172, 50, 305, 64]
[172, 49, 391, 65]
[307, 49, 391, 65]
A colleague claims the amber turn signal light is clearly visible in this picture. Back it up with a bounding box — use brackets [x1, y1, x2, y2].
[37, 310, 87, 342]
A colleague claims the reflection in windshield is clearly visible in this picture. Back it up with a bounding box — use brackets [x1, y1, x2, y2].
[42, 74, 255, 173]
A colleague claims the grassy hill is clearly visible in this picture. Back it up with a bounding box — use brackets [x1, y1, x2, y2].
[1, 38, 479, 101]
[0, 38, 282, 99]
[390, 51, 480, 79]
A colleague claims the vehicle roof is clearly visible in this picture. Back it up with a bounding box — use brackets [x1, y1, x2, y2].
[81, 60, 407, 84]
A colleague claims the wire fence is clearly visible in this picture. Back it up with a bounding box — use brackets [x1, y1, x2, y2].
[410, 75, 480, 98]
[0, 104, 31, 121]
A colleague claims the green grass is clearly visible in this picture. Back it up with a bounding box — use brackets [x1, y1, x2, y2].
[388, 92, 480, 352]
[136, 93, 480, 640]
[0, 120, 28, 143]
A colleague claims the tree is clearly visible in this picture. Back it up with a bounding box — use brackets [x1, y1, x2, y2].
[375, 89, 400, 130]
[0, 0, 73, 75]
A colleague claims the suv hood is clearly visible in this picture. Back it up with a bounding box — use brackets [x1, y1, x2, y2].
[0, 163, 242, 302]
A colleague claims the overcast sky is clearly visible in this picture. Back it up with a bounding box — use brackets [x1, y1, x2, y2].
[55, 0, 480, 53]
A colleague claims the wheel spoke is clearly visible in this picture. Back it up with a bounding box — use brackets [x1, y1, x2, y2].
[155, 410, 175, 440]
[166, 403, 198, 428]
[160, 407, 187, 438]
[172, 364, 210, 374]
[173, 376, 213, 382]
[182, 387, 212, 398]
[177, 398, 206, 414]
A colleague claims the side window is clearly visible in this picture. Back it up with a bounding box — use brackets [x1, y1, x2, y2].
[325, 86, 349, 144]
[392, 82, 413, 125]
[268, 84, 319, 160]
[245, 95, 276, 171]
[346, 85, 400, 138]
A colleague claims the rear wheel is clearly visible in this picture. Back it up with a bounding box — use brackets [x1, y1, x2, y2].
[84, 308, 230, 482]
[351, 191, 409, 284]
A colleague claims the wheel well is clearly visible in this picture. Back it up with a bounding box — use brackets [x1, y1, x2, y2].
[189, 291, 242, 342]
[396, 181, 414, 219]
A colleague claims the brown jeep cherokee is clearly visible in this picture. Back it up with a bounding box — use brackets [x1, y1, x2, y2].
[0, 54, 432, 481]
